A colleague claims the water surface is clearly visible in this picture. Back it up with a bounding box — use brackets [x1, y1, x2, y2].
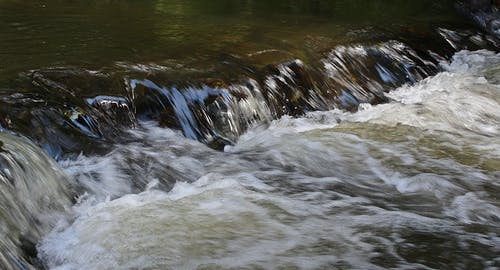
[0, 1, 499, 270]
[0, 0, 464, 80]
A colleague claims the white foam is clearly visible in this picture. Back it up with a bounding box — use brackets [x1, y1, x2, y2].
[445, 192, 500, 225]
[41, 50, 500, 269]
[42, 170, 456, 270]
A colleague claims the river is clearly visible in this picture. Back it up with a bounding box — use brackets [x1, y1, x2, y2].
[0, 1, 499, 269]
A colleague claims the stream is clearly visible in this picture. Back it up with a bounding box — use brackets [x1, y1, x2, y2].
[0, 1, 499, 269]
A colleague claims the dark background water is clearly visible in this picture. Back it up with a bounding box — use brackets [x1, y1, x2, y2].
[0, 0, 484, 158]
[0, 0, 466, 80]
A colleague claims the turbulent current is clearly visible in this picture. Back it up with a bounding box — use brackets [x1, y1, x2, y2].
[2, 50, 491, 269]
[1, 1, 500, 269]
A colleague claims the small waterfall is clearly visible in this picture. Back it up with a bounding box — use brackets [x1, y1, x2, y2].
[0, 32, 495, 155]
[128, 41, 439, 147]
[130, 78, 272, 147]
[0, 133, 72, 270]
[0, 1, 499, 268]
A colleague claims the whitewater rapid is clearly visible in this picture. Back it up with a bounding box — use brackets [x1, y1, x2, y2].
[38, 50, 500, 269]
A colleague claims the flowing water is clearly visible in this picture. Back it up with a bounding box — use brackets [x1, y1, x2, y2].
[0, 1, 499, 270]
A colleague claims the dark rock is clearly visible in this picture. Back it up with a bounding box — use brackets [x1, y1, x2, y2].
[206, 135, 233, 151]
[468, 0, 494, 11]
[457, 0, 500, 39]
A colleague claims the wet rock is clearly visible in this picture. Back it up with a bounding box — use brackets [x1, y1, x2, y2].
[438, 28, 499, 51]
[86, 96, 135, 127]
[202, 78, 230, 89]
[0, 114, 9, 130]
[457, 0, 500, 38]
[261, 60, 321, 116]
[0, 69, 140, 157]
[467, 0, 494, 11]
[206, 135, 233, 151]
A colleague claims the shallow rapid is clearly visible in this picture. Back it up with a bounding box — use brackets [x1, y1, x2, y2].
[35, 50, 500, 270]
[1, 1, 500, 269]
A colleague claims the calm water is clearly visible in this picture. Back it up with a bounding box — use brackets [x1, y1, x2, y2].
[0, 1, 499, 270]
[0, 0, 464, 79]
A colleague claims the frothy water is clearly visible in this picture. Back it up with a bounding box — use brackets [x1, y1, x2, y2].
[34, 50, 500, 269]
